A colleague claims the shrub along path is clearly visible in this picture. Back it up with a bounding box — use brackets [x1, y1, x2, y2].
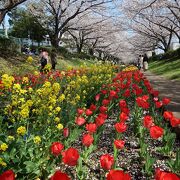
[143, 70, 180, 118]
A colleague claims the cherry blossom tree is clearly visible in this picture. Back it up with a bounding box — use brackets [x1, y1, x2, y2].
[0, 0, 28, 23]
[120, 0, 180, 52]
[28, 0, 111, 48]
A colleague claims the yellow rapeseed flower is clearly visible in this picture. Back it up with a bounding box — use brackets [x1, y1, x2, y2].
[58, 94, 65, 102]
[33, 136, 41, 144]
[54, 117, 60, 123]
[19, 108, 29, 118]
[43, 81, 51, 88]
[52, 82, 60, 92]
[22, 77, 29, 83]
[1, 74, 15, 89]
[17, 126, 26, 136]
[55, 107, 61, 112]
[13, 83, 21, 90]
[28, 87, 33, 93]
[27, 56, 33, 63]
[7, 136, 15, 141]
[0, 158, 7, 167]
[48, 106, 53, 111]
[57, 123, 63, 130]
[0, 143, 8, 151]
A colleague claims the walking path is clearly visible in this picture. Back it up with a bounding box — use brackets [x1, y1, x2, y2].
[143, 70, 180, 118]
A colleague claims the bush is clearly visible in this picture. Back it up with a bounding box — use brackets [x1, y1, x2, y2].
[73, 52, 93, 60]
[37, 46, 52, 54]
[0, 36, 19, 56]
[150, 47, 180, 62]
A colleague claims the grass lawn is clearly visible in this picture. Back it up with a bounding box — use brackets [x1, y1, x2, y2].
[149, 58, 180, 80]
[0, 54, 94, 76]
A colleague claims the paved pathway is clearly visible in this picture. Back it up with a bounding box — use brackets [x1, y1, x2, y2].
[143, 71, 180, 118]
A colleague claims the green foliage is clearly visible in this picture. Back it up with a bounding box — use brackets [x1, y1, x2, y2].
[150, 48, 180, 62]
[144, 153, 155, 176]
[9, 9, 46, 43]
[167, 151, 180, 174]
[149, 58, 180, 80]
[73, 52, 95, 60]
[0, 36, 19, 56]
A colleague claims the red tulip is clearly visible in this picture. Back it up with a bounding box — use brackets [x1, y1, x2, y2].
[109, 90, 117, 98]
[170, 117, 180, 127]
[100, 154, 114, 170]
[101, 90, 108, 94]
[77, 108, 84, 115]
[162, 98, 171, 105]
[62, 148, 79, 166]
[115, 122, 127, 133]
[123, 89, 130, 97]
[50, 171, 70, 180]
[82, 133, 94, 147]
[119, 100, 127, 108]
[95, 116, 105, 127]
[155, 168, 179, 180]
[143, 115, 153, 129]
[95, 94, 101, 101]
[121, 107, 130, 115]
[86, 123, 97, 133]
[106, 169, 131, 180]
[155, 101, 163, 108]
[136, 96, 150, 109]
[89, 104, 97, 111]
[102, 99, 110, 106]
[99, 106, 108, 113]
[150, 126, 164, 139]
[98, 113, 108, 120]
[63, 128, 69, 138]
[0, 170, 15, 180]
[142, 95, 149, 101]
[85, 109, 93, 116]
[75, 117, 86, 126]
[134, 88, 143, 96]
[152, 90, 159, 97]
[114, 140, 125, 149]
[163, 111, 173, 120]
[119, 112, 128, 122]
[50, 142, 64, 156]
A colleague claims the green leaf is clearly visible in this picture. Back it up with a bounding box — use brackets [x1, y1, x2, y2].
[24, 161, 38, 173]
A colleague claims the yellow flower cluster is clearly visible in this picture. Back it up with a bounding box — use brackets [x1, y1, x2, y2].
[22, 77, 29, 84]
[33, 136, 41, 144]
[43, 64, 52, 73]
[0, 74, 14, 89]
[57, 123, 63, 130]
[0, 158, 7, 167]
[7, 136, 15, 141]
[17, 126, 26, 136]
[27, 56, 33, 63]
[0, 143, 8, 151]
[122, 65, 138, 72]
[64, 64, 114, 105]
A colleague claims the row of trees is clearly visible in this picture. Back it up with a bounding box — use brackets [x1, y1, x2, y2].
[121, 0, 180, 54]
[0, 0, 180, 62]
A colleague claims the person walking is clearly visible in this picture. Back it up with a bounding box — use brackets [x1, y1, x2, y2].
[39, 48, 48, 72]
[50, 49, 57, 70]
[138, 55, 144, 70]
[143, 53, 149, 71]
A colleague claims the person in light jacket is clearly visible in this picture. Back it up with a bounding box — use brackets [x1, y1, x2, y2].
[143, 53, 149, 71]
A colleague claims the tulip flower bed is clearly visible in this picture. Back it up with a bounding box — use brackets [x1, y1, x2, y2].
[0, 64, 180, 180]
